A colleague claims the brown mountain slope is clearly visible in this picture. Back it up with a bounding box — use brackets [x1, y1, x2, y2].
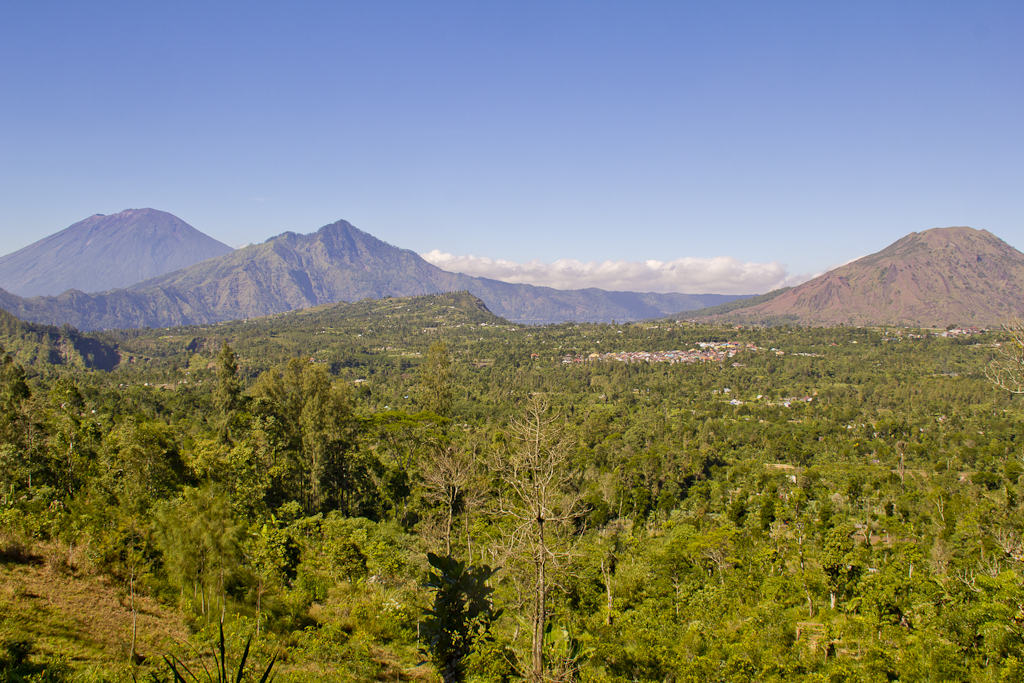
[713, 227, 1024, 327]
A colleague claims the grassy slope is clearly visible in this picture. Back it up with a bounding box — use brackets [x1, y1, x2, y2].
[671, 287, 792, 319]
[0, 549, 188, 673]
[0, 546, 434, 681]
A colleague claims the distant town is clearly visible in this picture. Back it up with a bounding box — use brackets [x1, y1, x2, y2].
[561, 340, 758, 365]
[554, 326, 990, 368]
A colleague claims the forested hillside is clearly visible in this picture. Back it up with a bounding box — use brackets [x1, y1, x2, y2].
[2, 292, 1024, 682]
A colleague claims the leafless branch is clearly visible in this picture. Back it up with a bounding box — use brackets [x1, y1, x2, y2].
[994, 528, 1024, 562]
[986, 319, 1024, 394]
[954, 568, 980, 593]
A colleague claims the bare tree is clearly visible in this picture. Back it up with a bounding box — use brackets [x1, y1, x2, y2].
[492, 397, 585, 683]
[420, 341, 454, 416]
[421, 442, 475, 556]
[987, 319, 1024, 394]
[993, 528, 1024, 563]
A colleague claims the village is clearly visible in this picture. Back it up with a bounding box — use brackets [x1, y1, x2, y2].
[560, 340, 760, 365]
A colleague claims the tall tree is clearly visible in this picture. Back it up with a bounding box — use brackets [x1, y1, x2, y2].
[46, 377, 93, 496]
[421, 443, 475, 556]
[420, 341, 454, 417]
[215, 343, 242, 442]
[0, 346, 29, 434]
[215, 343, 241, 412]
[250, 359, 358, 514]
[154, 484, 242, 621]
[0, 346, 31, 494]
[493, 396, 585, 682]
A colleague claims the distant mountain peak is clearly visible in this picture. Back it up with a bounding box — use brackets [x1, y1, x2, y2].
[0, 209, 234, 296]
[709, 226, 1024, 327]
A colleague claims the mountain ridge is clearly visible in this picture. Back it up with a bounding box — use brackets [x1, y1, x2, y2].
[0, 217, 742, 329]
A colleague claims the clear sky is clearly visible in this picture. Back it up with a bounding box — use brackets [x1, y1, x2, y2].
[1, 1, 1021, 295]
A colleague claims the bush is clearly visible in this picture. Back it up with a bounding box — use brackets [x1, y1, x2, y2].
[0, 638, 72, 682]
[0, 509, 42, 564]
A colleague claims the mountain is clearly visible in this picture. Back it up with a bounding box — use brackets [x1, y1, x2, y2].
[0, 209, 234, 296]
[0, 219, 741, 330]
[694, 226, 1024, 327]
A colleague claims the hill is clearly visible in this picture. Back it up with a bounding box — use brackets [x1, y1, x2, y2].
[0, 219, 743, 330]
[708, 226, 1024, 327]
[676, 287, 792, 320]
[101, 290, 507, 378]
[0, 308, 120, 370]
[0, 209, 234, 296]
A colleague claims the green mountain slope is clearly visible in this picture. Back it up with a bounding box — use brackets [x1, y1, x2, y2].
[672, 287, 793, 320]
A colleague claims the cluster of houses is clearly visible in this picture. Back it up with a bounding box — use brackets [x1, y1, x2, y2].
[884, 326, 986, 342]
[560, 341, 760, 365]
[939, 326, 984, 338]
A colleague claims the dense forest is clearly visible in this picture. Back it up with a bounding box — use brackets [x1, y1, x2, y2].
[2, 291, 1024, 683]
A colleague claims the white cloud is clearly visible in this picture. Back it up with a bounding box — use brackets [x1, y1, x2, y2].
[422, 250, 816, 295]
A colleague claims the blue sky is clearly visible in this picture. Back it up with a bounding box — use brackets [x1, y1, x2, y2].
[1, 1, 1021, 294]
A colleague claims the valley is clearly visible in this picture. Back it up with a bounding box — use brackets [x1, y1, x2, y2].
[1, 291, 1022, 682]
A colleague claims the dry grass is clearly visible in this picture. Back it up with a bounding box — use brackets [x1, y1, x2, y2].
[0, 545, 432, 681]
[0, 549, 189, 670]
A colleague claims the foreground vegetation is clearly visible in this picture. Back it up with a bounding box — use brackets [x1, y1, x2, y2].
[2, 292, 1024, 682]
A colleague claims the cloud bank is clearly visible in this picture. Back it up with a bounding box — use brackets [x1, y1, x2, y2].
[422, 250, 814, 295]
